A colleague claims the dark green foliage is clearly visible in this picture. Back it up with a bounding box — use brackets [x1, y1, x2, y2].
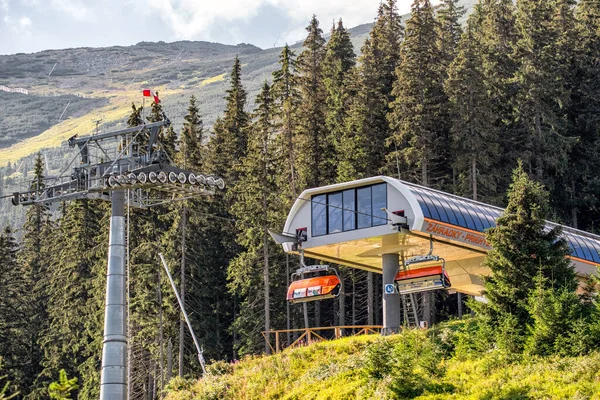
[388, 0, 447, 187]
[338, 0, 402, 180]
[18, 153, 53, 397]
[473, 163, 577, 351]
[0, 227, 26, 396]
[323, 19, 356, 177]
[38, 199, 103, 398]
[525, 274, 582, 356]
[511, 0, 577, 186]
[228, 82, 288, 355]
[295, 15, 331, 189]
[445, 14, 500, 201]
[177, 95, 204, 168]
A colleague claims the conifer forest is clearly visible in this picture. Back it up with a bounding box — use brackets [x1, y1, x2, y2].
[1, 0, 600, 398]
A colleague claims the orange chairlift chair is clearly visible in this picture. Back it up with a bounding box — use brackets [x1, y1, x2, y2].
[287, 263, 342, 304]
[395, 254, 451, 295]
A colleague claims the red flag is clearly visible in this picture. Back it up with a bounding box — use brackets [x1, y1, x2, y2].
[142, 89, 160, 104]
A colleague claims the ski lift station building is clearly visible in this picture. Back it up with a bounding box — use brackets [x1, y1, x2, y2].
[279, 176, 600, 334]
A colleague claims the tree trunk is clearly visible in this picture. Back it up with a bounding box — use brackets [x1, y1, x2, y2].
[286, 254, 291, 346]
[571, 179, 578, 229]
[422, 157, 429, 187]
[166, 339, 173, 383]
[367, 272, 374, 325]
[263, 224, 270, 354]
[472, 157, 478, 201]
[339, 273, 345, 329]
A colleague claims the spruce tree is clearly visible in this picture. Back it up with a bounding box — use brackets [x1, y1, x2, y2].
[323, 19, 356, 174]
[388, 0, 447, 188]
[436, 0, 464, 71]
[512, 0, 575, 187]
[295, 15, 331, 189]
[0, 226, 27, 395]
[445, 16, 500, 201]
[18, 152, 52, 396]
[473, 163, 576, 332]
[229, 82, 288, 355]
[272, 44, 301, 200]
[338, 0, 403, 180]
[560, 0, 600, 230]
[475, 0, 519, 201]
[203, 57, 251, 359]
[38, 200, 102, 397]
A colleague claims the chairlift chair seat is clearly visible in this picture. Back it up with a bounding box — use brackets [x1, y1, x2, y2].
[286, 275, 341, 303]
[395, 266, 451, 295]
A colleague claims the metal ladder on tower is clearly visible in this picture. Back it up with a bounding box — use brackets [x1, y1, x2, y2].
[402, 293, 420, 328]
[399, 240, 420, 329]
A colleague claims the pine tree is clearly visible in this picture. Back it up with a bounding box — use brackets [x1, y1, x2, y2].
[272, 44, 301, 201]
[474, 0, 519, 201]
[338, 0, 403, 181]
[388, 0, 447, 188]
[512, 0, 575, 187]
[323, 19, 356, 175]
[560, 0, 600, 230]
[295, 15, 331, 189]
[177, 95, 204, 168]
[445, 15, 500, 201]
[203, 57, 251, 359]
[472, 163, 577, 332]
[207, 56, 249, 185]
[18, 153, 52, 397]
[38, 199, 102, 396]
[436, 0, 465, 71]
[0, 226, 27, 395]
[228, 82, 288, 355]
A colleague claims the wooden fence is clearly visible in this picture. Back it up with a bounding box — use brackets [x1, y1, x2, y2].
[261, 325, 383, 353]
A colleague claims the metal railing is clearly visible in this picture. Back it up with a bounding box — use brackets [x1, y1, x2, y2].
[261, 325, 383, 353]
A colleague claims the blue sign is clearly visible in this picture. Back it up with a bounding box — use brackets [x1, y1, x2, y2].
[384, 284, 396, 294]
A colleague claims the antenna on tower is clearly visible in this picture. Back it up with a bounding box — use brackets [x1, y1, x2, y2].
[92, 118, 103, 135]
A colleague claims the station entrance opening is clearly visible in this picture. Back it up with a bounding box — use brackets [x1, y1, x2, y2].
[276, 176, 600, 335]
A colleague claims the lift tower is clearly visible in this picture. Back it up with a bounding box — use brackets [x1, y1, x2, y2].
[11, 115, 225, 399]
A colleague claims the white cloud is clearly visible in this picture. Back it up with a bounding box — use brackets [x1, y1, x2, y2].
[137, 0, 419, 45]
[0, 0, 9, 12]
[3, 13, 32, 35]
[49, 0, 88, 20]
[19, 15, 30, 27]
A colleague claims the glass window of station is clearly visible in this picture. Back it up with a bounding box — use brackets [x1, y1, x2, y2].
[311, 183, 387, 237]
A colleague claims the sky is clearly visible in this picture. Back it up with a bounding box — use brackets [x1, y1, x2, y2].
[0, 0, 424, 55]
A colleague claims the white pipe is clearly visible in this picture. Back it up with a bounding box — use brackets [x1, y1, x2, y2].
[158, 253, 207, 375]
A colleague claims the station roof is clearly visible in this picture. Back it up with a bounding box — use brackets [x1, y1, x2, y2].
[282, 176, 600, 295]
[407, 181, 600, 265]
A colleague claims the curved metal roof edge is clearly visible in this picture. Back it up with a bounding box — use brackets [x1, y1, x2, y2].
[390, 178, 600, 243]
[284, 176, 600, 244]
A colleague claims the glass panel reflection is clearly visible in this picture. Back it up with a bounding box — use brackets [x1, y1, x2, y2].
[328, 192, 343, 234]
[357, 187, 372, 229]
[312, 194, 327, 237]
[343, 189, 356, 231]
[372, 184, 387, 226]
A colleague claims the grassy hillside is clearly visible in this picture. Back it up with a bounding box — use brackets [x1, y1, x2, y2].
[165, 320, 600, 400]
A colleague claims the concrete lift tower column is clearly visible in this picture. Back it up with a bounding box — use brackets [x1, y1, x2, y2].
[101, 189, 127, 398]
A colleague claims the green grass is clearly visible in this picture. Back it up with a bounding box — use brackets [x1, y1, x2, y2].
[165, 320, 600, 400]
[200, 73, 226, 86]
